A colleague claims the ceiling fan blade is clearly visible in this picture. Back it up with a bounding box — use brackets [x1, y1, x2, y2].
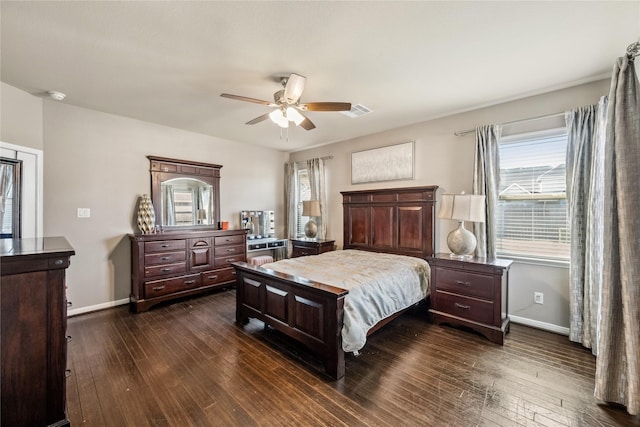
[300, 102, 352, 112]
[220, 93, 273, 106]
[245, 113, 271, 125]
[299, 115, 316, 131]
[283, 73, 306, 104]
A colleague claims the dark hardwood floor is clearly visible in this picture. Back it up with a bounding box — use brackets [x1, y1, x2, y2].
[66, 290, 639, 426]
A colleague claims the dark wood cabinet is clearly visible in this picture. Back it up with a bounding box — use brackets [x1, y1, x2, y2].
[427, 254, 512, 345]
[341, 186, 437, 258]
[1, 237, 75, 427]
[130, 229, 246, 312]
[291, 239, 335, 258]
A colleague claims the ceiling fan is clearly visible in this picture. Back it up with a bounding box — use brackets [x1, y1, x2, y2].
[220, 73, 351, 131]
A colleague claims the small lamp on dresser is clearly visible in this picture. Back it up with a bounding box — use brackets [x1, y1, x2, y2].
[438, 192, 485, 259]
[302, 200, 321, 239]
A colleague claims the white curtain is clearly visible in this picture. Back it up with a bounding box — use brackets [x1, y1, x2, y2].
[306, 158, 327, 240]
[595, 53, 640, 416]
[284, 162, 299, 254]
[565, 97, 608, 355]
[472, 124, 502, 258]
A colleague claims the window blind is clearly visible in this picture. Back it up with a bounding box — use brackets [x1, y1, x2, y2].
[496, 128, 570, 261]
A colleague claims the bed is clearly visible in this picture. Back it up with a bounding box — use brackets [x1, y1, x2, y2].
[232, 186, 437, 379]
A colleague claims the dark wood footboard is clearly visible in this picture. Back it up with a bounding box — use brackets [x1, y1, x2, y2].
[232, 262, 349, 379]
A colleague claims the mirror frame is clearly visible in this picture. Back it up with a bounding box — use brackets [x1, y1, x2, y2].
[148, 156, 221, 230]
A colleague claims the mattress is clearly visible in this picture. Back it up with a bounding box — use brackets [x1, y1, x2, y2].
[259, 249, 430, 353]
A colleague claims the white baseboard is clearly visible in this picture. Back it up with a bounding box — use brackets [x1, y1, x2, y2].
[68, 298, 129, 317]
[509, 315, 570, 336]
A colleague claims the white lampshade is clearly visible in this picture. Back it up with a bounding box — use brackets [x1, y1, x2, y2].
[438, 193, 486, 223]
[286, 107, 305, 126]
[302, 200, 321, 217]
[269, 109, 289, 128]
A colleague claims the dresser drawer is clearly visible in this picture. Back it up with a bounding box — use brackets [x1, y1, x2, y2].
[144, 240, 187, 253]
[144, 251, 186, 266]
[214, 254, 245, 268]
[436, 268, 494, 300]
[435, 291, 494, 325]
[215, 234, 245, 246]
[201, 267, 237, 286]
[214, 244, 244, 257]
[144, 262, 187, 278]
[144, 274, 201, 298]
[291, 246, 317, 257]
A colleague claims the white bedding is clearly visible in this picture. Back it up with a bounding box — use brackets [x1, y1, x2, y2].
[259, 249, 430, 353]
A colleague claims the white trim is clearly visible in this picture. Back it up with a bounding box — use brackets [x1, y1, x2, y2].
[68, 298, 129, 317]
[509, 315, 569, 336]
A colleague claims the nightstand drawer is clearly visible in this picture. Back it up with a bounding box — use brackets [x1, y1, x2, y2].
[435, 291, 494, 325]
[436, 268, 494, 300]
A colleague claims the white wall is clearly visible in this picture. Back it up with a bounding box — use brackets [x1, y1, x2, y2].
[0, 82, 44, 150]
[290, 79, 611, 332]
[42, 101, 288, 314]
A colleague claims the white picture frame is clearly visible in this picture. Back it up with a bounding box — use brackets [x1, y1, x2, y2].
[351, 141, 415, 184]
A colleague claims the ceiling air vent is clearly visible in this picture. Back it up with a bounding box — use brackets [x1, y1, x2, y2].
[341, 104, 372, 118]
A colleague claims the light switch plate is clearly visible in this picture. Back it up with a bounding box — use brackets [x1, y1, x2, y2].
[77, 208, 91, 218]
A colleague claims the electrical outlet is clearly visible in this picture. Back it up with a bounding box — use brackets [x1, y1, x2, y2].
[77, 208, 91, 218]
[534, 292, 544, 305]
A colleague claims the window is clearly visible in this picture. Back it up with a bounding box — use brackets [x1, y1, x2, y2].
[496, 128, 569, 261]
[295, 168, 311, 237]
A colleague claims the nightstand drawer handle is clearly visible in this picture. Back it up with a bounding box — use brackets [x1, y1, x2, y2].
[456, 280, 471, 286]
[184, 280, 196, 285]
[152, 285, 165, 291]
[207, 275, 218, 280]
[455, 302, 471, 310]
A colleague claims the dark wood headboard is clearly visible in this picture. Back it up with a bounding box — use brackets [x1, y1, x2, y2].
[341, 186, 438, 259]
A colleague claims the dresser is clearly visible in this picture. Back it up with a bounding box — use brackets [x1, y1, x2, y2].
[1, 237, 75, 427]
[291, 238, 335, 258]
[130, 229, 246, 312]
[427, 254, 512, 345]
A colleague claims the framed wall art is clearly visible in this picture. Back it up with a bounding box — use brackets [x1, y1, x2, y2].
[351, 141, 415, 184]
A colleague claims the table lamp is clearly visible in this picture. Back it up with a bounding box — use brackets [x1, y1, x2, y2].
[438, 193, 486, 259]
[302, 200, 321, 239]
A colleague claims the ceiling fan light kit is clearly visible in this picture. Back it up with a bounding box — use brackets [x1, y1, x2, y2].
[221, 73, 351, 131]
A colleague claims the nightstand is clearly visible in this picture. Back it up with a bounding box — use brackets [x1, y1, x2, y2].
[290, 239, 335, 258]
[427, 254, 513, 345]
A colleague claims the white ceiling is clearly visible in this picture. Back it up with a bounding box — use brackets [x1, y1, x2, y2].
[2, 1, 638, 152]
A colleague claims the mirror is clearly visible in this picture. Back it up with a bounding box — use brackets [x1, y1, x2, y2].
[0, 158, 22, 239]
[149, 156, 221, 230]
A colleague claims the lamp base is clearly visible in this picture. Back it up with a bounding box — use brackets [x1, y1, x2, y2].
[446, 221, 477, 259]
[304, 219, 318, 239]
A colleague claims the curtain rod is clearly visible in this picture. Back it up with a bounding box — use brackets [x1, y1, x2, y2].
[453, 112, 565, 137]
[294, 155, 333, 166]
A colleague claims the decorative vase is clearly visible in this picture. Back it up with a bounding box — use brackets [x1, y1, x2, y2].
[137, 194, 156, 234]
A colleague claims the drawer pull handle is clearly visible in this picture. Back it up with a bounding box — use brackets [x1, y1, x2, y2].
[66, 335, 73, 343]
[161, 268, 171, 272]
[455, 302, 471, 310]
[227, 258, 237, 263]
[65, 369, 72, 378]
[184, 280, 196, 285]
[54, 259, 64, 265]
[161, 244, 170, 248]
[153, 285, 165, 291]
[227, 248, 235, 252]
[208, 275, 218, 280]
[161, 256, 171, 261]
[456, 280, 471, 286]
